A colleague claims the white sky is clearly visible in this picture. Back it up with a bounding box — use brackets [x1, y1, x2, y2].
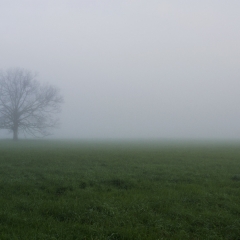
[1, 0, 240, 139]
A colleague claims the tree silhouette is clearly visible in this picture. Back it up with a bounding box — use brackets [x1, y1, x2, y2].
[0, 68, 63, 140]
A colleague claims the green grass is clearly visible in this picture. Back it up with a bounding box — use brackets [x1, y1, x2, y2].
[0, 140, 240, 239]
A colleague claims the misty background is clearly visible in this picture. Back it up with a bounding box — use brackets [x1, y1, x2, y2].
[1, 0, 240, 140]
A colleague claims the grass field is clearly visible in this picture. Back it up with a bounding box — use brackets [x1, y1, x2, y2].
[0, 140, 240, 239]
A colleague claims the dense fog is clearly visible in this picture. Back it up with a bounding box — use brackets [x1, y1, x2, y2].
[1, 1, 240, 140]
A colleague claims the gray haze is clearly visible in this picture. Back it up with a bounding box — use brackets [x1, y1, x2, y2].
[1, 1, 240, 139]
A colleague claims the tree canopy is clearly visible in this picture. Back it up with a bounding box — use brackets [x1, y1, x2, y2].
[0, 68, 63, 140]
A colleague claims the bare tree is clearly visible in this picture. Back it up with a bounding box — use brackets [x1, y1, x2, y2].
[0, 68, 63, 140]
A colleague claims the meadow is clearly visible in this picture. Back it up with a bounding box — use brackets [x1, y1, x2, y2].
[0, 140, 240, 239]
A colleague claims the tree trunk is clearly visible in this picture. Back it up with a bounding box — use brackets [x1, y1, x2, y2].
[13, 128, 18, 141]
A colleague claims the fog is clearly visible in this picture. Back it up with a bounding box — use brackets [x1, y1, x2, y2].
[1, 1, 240, 140]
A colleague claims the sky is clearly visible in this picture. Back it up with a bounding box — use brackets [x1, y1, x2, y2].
[1, 0, 240, 139]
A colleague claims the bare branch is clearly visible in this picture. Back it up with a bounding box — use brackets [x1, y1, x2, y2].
[0, 68, 63, 140]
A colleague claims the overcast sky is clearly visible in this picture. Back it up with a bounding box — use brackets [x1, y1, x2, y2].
[1, 0, 240, 139]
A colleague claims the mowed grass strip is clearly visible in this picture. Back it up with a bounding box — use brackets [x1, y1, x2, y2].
[0, 140, 240, 239]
